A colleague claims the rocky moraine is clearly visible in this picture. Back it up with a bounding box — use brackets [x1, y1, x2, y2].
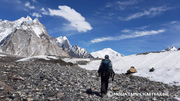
[0, 56, 179, 101]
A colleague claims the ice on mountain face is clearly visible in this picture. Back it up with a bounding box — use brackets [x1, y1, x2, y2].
[56, 36, 65, 46]
[33, 18, 40, 24]
[56, 36, 68, 44]
[71, 45, 85, 54]
[15, 16, 33, 29]
[31, 25, 45, 38]
[14, 17, 25, 29]
[25, 16, 33, 24]
[0, 18, 17, 42]
[70, 45, 93, 58]
[0, 16, 46, 40]
[0, 28, 13, 42]
[71, 45, 77, 52]
[56, 36, 71, 48]
[21, 25, 28, 30]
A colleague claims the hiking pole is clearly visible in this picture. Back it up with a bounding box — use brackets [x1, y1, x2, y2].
[109, 76, 114, 98]
[111, 73, 114, 92]
[112, 73, 115, 90]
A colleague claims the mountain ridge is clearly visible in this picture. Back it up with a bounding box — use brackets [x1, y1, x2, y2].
[162, 46, 177, 51]
[55, 36, 93, 58]
[0, 16, 69, 57]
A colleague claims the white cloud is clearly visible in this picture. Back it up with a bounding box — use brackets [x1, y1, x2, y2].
[116, 0, 137, 6]
[171, 21, 178, 24]
[136, 26, 149, 30]
[169, 21, 180, 31]
[16, 0, 21, 3]
[41, 7, 49, 15]
[124, 6, 171, 21]
[25, 1, 35, 9]
[91, 29, 165, 43]
[32, 12, 42, 18]
[105, 3, 114, 8]
[32, 0, 37, 3]
[24, 8, 28, 12]
[48, 5, 92, 32]
[122, 29, 131, 33]
[106, 0, 138, 10]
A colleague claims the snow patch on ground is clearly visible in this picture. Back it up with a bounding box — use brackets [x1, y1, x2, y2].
[79, 51, 180, 86]
[0, 54, 6, 57]
[16, 55, 58, 62]
[174, 97, 180, 101]
[62, 58, 90, 64]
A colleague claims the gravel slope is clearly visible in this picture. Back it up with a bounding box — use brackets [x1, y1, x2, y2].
[0, 56, 179, 101]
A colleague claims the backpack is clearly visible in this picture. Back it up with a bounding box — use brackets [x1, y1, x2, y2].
[101, 59, 112, 71]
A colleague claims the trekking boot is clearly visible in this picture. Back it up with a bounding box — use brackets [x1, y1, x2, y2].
[100, 93, 105, 98]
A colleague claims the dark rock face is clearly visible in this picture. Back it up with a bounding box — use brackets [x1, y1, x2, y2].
[0, 56, 179, 100]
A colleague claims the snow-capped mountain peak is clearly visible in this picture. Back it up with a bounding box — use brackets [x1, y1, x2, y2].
[56, 36, 69, 44]
[162, 46, 177, 51]
[33, 18, 40, 23]
[70, 45, 94, 58]
[0, 16, 46, 42]
[56, 36, 71, 50]
[71, 45, 84, 53]
[25, 16, 33, 24]
[91, 48, 124, 59]
[55, 36, 93, 58]
[0, 16, 70, 57]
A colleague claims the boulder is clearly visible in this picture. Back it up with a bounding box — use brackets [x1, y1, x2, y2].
[126, 66, 137, 75]
[149, 67, 155, 72]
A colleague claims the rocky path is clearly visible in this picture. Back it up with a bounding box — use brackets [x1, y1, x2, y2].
[0, 58, 179, 101]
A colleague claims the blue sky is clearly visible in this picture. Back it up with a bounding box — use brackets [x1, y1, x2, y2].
[1, 0, 180, 56]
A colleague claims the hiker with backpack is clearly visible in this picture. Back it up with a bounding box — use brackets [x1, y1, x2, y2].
[96, 55, 115, 97]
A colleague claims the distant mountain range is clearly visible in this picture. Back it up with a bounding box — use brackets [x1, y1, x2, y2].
[162, 46, 177, 51]
[0, 16, 178, 58]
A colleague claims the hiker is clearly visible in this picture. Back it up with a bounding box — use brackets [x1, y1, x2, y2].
[96, 55, 115, 97]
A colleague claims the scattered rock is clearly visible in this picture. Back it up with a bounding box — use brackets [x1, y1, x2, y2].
[113, 87, 119, 92]
[10, 75, 25, 81]
[126, 66, 137, 75]
[57, 92, 64, 99]
[0, 57, 179, 101]
[27, 98, 34, 101]
[149, 67, 155, 72]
